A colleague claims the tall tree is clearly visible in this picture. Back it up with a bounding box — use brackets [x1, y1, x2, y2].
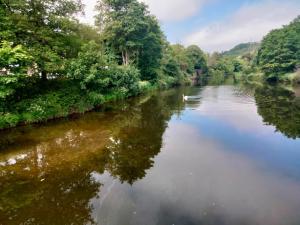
[186, 45, 208, 73]
[257, 16, 300, 77]
[96, 0, 164, 81]
[1, 0, 83, 80]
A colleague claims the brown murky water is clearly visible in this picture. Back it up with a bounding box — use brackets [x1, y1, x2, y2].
[1, 85, 300, 225]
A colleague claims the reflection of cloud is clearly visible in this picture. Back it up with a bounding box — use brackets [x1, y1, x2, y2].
[193, 86, 275, 135]
[0, 153, 28, 167]
[90, 124, 300, 225]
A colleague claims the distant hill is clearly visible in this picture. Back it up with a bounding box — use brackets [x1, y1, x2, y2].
[222, 42, 260, 57]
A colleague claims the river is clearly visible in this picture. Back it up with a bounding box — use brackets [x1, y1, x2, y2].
[1, 84, 300, 225]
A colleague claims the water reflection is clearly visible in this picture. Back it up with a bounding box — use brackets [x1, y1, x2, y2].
[255, 85, 300, 139]
[1, 85, 300, 225]
[105, 93, 183, 184]
[0, 89, 185, 224]
[89, 123, 300, 225]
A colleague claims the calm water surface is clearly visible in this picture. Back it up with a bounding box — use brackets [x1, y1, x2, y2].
[1, 85, 300, 225]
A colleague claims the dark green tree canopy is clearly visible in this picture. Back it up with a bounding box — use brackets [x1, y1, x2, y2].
[186, 45, 208, 72]
[257, 16, 300, 77]
[1, 0, 84, 79]
[0, 0, 208, 129]
[96, 0, 164, 81]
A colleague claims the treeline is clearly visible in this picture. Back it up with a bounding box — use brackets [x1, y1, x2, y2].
[206, 16, 300, 84]
[0, 0, 207, 129]
[257, 16, 300, 82]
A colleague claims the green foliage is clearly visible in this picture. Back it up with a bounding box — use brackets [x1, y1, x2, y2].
[213, 16, 300, 84]
[160, 45, 185, 82]
[186, 45, 208, 72]
[96, 0, 164, 81]
[0, 0, 208, 129]
[160, 44, 208, 86]
[206, 41, 262, 84]
[208, 53, 235, 82]
[257, 16, 300, 78]
[2, 0, 84, 79]
[223, 42, 260, 57]
[207, 70, 226, 85]
[0, 41, 32, 100]
[0, 41, 32, 70]
[67, 41, 140, 96]
[0, 82, 104, 129]
[232, 59, 243, 72]
[67, 41, 113, 90]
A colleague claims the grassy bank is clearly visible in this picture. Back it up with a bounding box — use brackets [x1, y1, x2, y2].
[232, 70, 300, 86]
[0, 77, 182, 130]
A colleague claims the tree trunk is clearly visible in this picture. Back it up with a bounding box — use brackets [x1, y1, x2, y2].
[125, 51, 129, 66]
[41, 70, 47, 81]
[122, 50, 129, 66]
[122, 51, 125, 65]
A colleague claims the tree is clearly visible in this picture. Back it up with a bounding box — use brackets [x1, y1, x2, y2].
[186, 45, 208, 73]
[96, 0, 164, 81]
[2, 0, 84, 80]
[0, 41, 32, 101]
[67, 41, 140, 96]
[170, 44, 191, 74]
[257, 16, 300, 78]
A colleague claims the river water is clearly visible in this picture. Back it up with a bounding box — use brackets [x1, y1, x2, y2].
[1, 85, 300, 225]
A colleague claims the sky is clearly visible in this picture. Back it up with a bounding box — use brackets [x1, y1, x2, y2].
[79, 0, 300, 52]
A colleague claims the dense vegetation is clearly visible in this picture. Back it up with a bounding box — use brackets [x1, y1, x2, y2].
[206, 16, 300, 85]
[0, 0, 208, 129]
[1, 0, 299, 129]
[206, 50, 257, 85]
[205, 41, 261, 85]
[257, 17, 300, 79]
[222, 42, 260, 57]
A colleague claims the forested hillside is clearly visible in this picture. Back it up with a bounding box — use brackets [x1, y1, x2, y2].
[223, 42, 260, 57]
[0, 0, 207, 129]
[207, 16, 300, 84]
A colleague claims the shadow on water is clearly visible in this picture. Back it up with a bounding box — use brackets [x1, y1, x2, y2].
[0, 88, 185, 224]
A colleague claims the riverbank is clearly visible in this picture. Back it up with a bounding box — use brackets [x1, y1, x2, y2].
[233, 70, 300, 86]
[0, 77, 186, 130]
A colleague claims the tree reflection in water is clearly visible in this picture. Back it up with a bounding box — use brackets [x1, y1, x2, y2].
[0, 88, 185, 225]
[255, 85, 300, 139]
[105, 94, 182, 184]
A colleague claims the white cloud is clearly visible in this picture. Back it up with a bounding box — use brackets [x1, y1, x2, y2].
[184, 1, 300, 52]
[140, 0, 208, 22]
[79, 0, 98, 25]
[79, 0, 208, 24]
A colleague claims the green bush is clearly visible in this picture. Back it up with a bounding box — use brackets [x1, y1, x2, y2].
[67, 41, 141, 96]
[0, 113, 20, 129]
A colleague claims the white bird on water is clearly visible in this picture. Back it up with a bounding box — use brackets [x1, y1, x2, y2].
[183, 95, 201, 101]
